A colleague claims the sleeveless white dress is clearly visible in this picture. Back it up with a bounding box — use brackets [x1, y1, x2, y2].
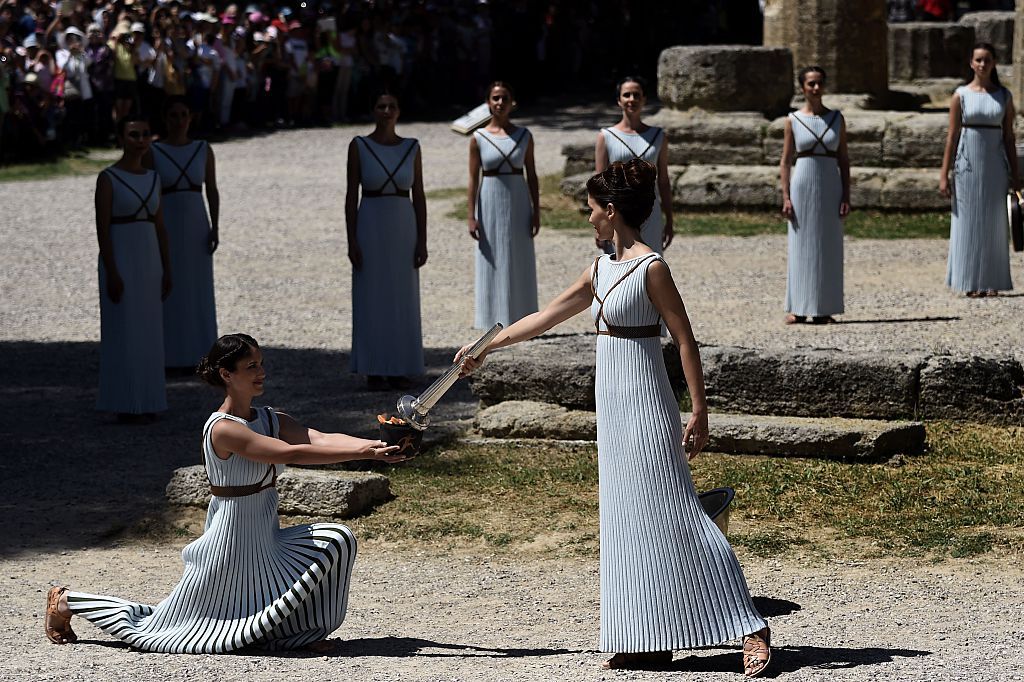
[948, 86, 1014, 292]
[96, 167, 167, 414]
[787, 111, 845, 317]
[601, 126, 666, 252]
[66, 408, 358, 652]
[473, 127, 538, 328]
[152, 140, 218, 368]
[350, 136, 424, 377]
[591, 253, 766, 652]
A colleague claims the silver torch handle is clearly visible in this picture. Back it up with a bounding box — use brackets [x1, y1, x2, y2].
[397, 323, 503, 430]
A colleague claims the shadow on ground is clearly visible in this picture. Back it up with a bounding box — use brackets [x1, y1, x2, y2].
[0, 340, 475, 557]
[674, 645, 930, 676]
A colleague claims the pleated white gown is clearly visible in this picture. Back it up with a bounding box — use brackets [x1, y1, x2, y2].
[601, 127, 665, 253]
[473, 128, 538, 328]
[350, 136, 424, 377]
[96, 167, 167, 414]
[948, 86, 1014, 292]
[66, 408, 357, 653]
[592, 254, 766, 652]
[786, 111, 844, 317]
[152, 141, 218, 368]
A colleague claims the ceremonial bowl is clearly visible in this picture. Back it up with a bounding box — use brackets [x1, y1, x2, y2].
[698, 487, 735, 536]
[378, 416, 423, 458]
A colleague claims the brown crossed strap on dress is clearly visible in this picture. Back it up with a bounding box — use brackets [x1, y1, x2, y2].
[105, 168, 159, 224]
[603, 126, 663, 161]
[591, 253, 662, 339]
[477, 128, 527, 176]
[791, 110, 840, 159]
[358, 136, 417, 198]
[204, 406, 278, 498]
[153, 141, 205, 194]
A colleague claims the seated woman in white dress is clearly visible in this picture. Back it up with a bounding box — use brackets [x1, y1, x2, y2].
[45, 333, 406, 653]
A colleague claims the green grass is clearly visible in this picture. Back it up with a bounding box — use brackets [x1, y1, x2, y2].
[437, 173, 951, 239]
[343, 422, 1024, 560]
[0, 153, 113, 182]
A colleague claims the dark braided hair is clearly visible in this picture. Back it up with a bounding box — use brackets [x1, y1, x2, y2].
[963, 42, 1002, 88]
[197, 334, 260, 387]
[586, 159, 657, 231]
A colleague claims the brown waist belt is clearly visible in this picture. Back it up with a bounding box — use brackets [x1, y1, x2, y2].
[210, 464, 277, 498]
[962, 124, 1001, 129]
[210, 480, 275, 497]
[363, 188, 410, 198]
[597, 324, 662, 339]
[795, 150, 837, 158]
[109, 216, 155, 224]
[482, 169, 523, 177]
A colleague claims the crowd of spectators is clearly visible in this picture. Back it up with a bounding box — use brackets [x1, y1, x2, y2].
[0, 0, 510, 162]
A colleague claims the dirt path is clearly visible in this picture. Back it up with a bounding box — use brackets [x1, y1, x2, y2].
[4, 543, 1021, 681]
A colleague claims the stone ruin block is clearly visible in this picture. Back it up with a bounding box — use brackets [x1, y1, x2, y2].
[888, 22, 975, 80]
[959, 11, 1015, 65]
[658, 45, 793, 116]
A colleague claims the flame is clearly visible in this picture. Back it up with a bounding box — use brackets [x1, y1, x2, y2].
[377, 414, 406, 425]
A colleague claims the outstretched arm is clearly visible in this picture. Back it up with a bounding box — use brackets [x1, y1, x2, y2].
[457, 264, 594, 372]
[212, 414, 404, 465]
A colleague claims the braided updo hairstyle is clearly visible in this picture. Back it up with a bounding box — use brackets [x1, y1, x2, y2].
[196, 334, 260, 387]
[586, 158, 657, 231]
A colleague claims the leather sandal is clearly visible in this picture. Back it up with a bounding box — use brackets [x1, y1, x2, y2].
[45, 586, 77, 644]
[784, 314, 806, 325]
[601, 650, 672, 670]
[742, 627, 771, 677]
[810, 315, 836, 325]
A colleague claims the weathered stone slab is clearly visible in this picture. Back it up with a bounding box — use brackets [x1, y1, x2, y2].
[764, 0, 888, 95]
[166, 466, 392, 517]
[658, 46, 793, 115]
[959, 11, 1014, 65]
[881, 113, 948, 168]
[474, 400, 925, 460]
[476, 400, 597, 440]
[888, 22, 976, 80]
[702, 346, 925, 420]
[919, 356, 1024, 424]
[560, 166, 946, 210]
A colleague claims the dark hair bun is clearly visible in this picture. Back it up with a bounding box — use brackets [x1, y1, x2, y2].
[585, 159, 657, 231]
[196, 334, 260, 388]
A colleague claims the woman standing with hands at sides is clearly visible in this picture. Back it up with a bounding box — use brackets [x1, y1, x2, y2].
[95, 115, 172, 423]
[594, 76, 673, 253]
[467, 81, 540, 329]
[780, 65, 851, 325]
[939, 42, 1017, 297]
[346, 91, 427, 391]
[457, 159, 772, 677]
[44, 333, 405, 652]
[147, 96, 219, 373]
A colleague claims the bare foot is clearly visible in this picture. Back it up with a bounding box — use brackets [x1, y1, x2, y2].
[784, 314, 806, 325]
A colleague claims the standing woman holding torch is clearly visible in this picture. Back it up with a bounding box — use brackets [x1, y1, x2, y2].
[457, 159, 771, 677]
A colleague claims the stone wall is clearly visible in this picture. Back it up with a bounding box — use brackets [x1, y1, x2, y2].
[1013, 0, 1024, 107]
[889, 22, 976, 80]
[763, 0, 888, 95]
[468, 335, 1024, 424]
[657, 46, 794, 116]
[959, 11, 1015, 64]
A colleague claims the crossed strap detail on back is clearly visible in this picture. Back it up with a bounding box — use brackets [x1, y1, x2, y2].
[105, 168, 159, 224]
[591, 253, 662, 339]
[477, 128, 528, 176]
[603, 127, 663, 161]
[791, 111, 839, 158]
[358, 137, 417, 197]
[202, 406, 278, 498]
[153, 141, 205, 193]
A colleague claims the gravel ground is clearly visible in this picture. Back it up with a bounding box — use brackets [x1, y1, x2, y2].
[2, 108, 1023, 681]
